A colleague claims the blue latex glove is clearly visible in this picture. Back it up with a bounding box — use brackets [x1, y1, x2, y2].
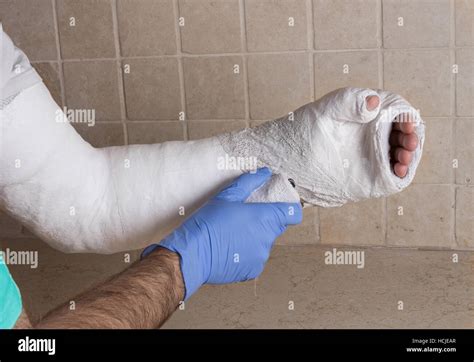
[142, 168, 302, 300]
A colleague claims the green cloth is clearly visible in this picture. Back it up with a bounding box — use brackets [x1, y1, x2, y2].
[0, 255, 22, 329]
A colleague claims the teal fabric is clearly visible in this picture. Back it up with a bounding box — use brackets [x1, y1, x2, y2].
[0, 255, 22, 329]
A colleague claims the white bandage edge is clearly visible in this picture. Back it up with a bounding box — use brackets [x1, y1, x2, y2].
[369, 89, 425, 198]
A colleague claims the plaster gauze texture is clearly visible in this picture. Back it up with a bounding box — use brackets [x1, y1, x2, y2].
[220, 88, 425, 207]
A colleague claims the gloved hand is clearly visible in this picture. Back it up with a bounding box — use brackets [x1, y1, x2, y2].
[142, 167, 302, 300]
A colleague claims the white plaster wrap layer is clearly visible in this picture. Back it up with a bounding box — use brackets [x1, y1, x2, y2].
[1, 85, 425, 254]
[0, 38, 423, 254]
[1, 83, 249, 253]
[220, 88, 425, 207]
[1, 28, 425, 254]
[0, 84, 424, 254]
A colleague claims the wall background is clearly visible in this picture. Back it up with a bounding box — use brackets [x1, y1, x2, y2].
[0, 0, 472, 252]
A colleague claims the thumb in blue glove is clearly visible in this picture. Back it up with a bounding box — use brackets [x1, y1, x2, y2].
[142, 167, 302, 300]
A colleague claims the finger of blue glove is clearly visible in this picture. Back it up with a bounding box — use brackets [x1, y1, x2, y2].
[213, 167, 272, 202]
[270, 202, 303, 226]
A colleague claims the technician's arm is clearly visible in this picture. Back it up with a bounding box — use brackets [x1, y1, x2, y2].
[34, 247, 183, 329]
[14, 169, 301, 329]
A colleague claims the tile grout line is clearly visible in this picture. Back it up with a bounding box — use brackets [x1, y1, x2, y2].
[450, 0, 457, 247]
[241, 0, 261, 290]
[308, 0, 320, 243]
[281, 242, 474, 252]
[307, 0, 315, 102]
[51, 0, 66, 108]
[124, 118, 248, 123]
[239, 0, 250, 289]
[28, 45, 474, 64]
[453, 185, 458, 247]
[87, 115, 470, 123]
[379, 0, 388, 246]
[378, 0, 384, 90]
[450, 0, 456, 118]
[173, 0, 188, 141]
[450, 0, 457, 206]
[379, 0, 384, 50]
[111, 0, 128, 145]
[239, 0, 250, 127]
[6, 231, 473, 251]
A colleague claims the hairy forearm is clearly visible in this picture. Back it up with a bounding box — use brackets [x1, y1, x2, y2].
[35, 248, 184, 329]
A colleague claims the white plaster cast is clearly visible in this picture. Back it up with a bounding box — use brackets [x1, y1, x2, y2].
[0, 82, 425, 253]
[0, 28, 424, 254]
[222, 87, 425, 207]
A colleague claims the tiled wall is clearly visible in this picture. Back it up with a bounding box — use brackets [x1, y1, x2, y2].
[0, 0, 472, 250]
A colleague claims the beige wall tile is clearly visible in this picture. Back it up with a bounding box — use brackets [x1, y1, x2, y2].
[314, 51, 379, 99]
[127, 122, 185, 144]
[455, 0, 474, 46]
[313, 0, 379, 50]
[123, 58, 181, 120]
[454, 118, 473, 185]
[245, 0, 308, 52]
[384, 49, 451, 117]
[57, 0, 116, 59]
[188, 120, 246, 140]
[456, 49, 473, 117]
[320, 198, 385, 246]
[276, 207, 319, 245]
[413, 118, 453, 184]
[179, 0, 241, 54]
[73, 123, 125, 147]
[0, 0, 57, 61]
[117, 0, 176, 56]
[382, 0, 450, 48]
[163, 246, 473, 328]
[32, 62, 62, 106]
[0, 212, 23, 237]
[387, 184, 454, 248]
[456, 187, 473, 248]
[248, 53, 312, 119]
[183, 56, 245, 119]
[63, 61, 121, 121]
